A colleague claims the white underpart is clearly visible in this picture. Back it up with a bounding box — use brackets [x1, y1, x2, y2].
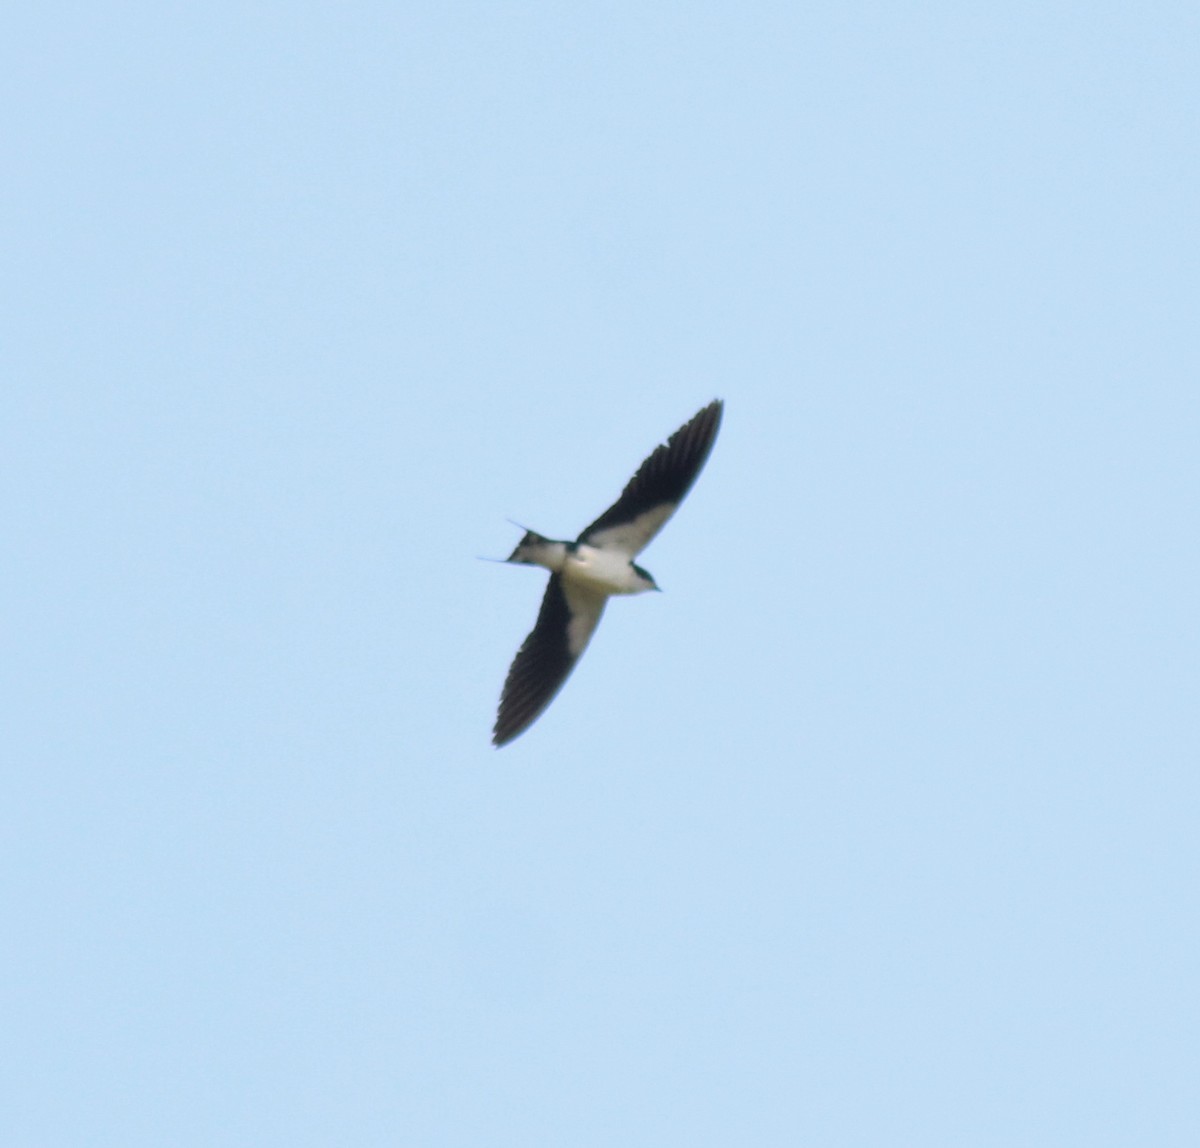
[564, 544, 653, 595]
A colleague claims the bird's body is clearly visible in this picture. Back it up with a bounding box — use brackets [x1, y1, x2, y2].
[492, 400, 723, 747]
[508, 534, 657, 596]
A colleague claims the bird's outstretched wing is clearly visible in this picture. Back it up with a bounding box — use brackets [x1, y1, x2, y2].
[578, 399, 723, 557]
[493, 575, 607, 747]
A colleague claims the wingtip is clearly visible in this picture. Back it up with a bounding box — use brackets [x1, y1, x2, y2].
[491, 722, 524, 749]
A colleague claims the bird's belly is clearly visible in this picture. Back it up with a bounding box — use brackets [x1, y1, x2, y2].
[563, 547, 644, 595]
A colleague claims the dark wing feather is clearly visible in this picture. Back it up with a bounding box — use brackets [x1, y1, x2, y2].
[578, 399, 723, 556]
[493, 575, 605, 747]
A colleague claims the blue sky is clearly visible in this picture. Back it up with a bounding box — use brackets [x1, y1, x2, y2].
[5, 3, 1198, 1144]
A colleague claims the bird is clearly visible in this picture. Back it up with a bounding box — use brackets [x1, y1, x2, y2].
[492, 399, 723, 747]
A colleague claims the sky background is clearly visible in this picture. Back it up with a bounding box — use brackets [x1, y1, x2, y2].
[5, 3, 1199, 1145]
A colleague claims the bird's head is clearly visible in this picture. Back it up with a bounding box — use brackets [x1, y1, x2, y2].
[632, 563, 661, 592]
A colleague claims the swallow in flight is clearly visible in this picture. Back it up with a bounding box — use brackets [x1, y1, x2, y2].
[492, 400, 723, 746]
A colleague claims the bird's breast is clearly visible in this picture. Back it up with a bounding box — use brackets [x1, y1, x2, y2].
[563, 545, 648, 595]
